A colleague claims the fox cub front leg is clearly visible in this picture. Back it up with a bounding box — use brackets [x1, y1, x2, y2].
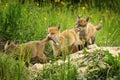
[77, 39, 84, 50]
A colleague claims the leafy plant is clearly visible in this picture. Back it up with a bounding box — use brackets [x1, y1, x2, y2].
[86, 51, 120, 80]
[0, 52, 29, 80]
[33, 60, 78, 80]
[103, 51, 120, 79]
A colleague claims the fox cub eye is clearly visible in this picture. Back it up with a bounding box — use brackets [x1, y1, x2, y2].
[51, 33, 55, 35]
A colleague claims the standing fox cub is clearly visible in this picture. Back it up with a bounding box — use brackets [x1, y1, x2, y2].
[75, 16, 102, 47]
[47, 25, 83, 57]
[3, 37, 50, 64]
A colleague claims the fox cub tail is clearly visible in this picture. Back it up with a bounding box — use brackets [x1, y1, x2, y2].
[96, 20, 102, 31]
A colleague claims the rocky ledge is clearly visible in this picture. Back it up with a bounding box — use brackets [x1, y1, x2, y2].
[28, 44, 120, 78]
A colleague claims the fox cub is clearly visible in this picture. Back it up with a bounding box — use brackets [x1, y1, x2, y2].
[3, 37, 50, 64]
[75, 16, 102, 47]
[47, 25, 83, 57]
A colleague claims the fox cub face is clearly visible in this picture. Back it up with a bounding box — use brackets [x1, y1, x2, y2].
[3, 40, 17, 54]
[75, 16, 89, 28]
[47, 25, 60, 45]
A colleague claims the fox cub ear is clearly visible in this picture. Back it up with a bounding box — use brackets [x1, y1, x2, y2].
[86, 17, 90, 22]
[14, 40, 19, 44]
[7, 40, 11, 45]
[58, 24, 60, 30]
[47, 25, 50, 28]
[4, 40, 11, 52]
[77, 16, 80, 21]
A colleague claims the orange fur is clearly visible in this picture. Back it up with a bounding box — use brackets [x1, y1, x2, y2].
[75, 16, 102, 47]
[47, 25, 83, 57]
[4, 37, 50, 64]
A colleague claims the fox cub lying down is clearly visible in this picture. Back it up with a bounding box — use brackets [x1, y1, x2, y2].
[3, 37, 51, 64]
[47, 25, 83, 57]
[75, 16, 102, 47]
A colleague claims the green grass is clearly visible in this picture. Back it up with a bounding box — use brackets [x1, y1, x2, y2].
[0, 1, 119, 45]
[0, 0, 120, 80]
[0, 52, 28, 80]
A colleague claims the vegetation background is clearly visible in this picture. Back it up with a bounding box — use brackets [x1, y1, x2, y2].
[0, 0, 120, 80]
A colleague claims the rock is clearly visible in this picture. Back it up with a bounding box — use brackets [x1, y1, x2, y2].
[100, 47, 120, 56]
[30, 63, 43, 71]
[87, 44, 99, 49]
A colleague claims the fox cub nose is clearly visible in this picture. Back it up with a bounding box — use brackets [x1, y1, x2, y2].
[47, 36, 51, 40]
[3, 49, 5, 52]
[47, 34, 51, 39]
[3, 49, 6, 53]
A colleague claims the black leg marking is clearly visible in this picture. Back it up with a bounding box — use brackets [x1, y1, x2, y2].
[78, 45, 83, 50]
[84, 42, 88, 47]
[91, 37, 95, 44]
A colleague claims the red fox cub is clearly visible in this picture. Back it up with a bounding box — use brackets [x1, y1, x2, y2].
[75, 16, 102, 47]
[47, 25, 83, 57]
[3, 37, 50, 65]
